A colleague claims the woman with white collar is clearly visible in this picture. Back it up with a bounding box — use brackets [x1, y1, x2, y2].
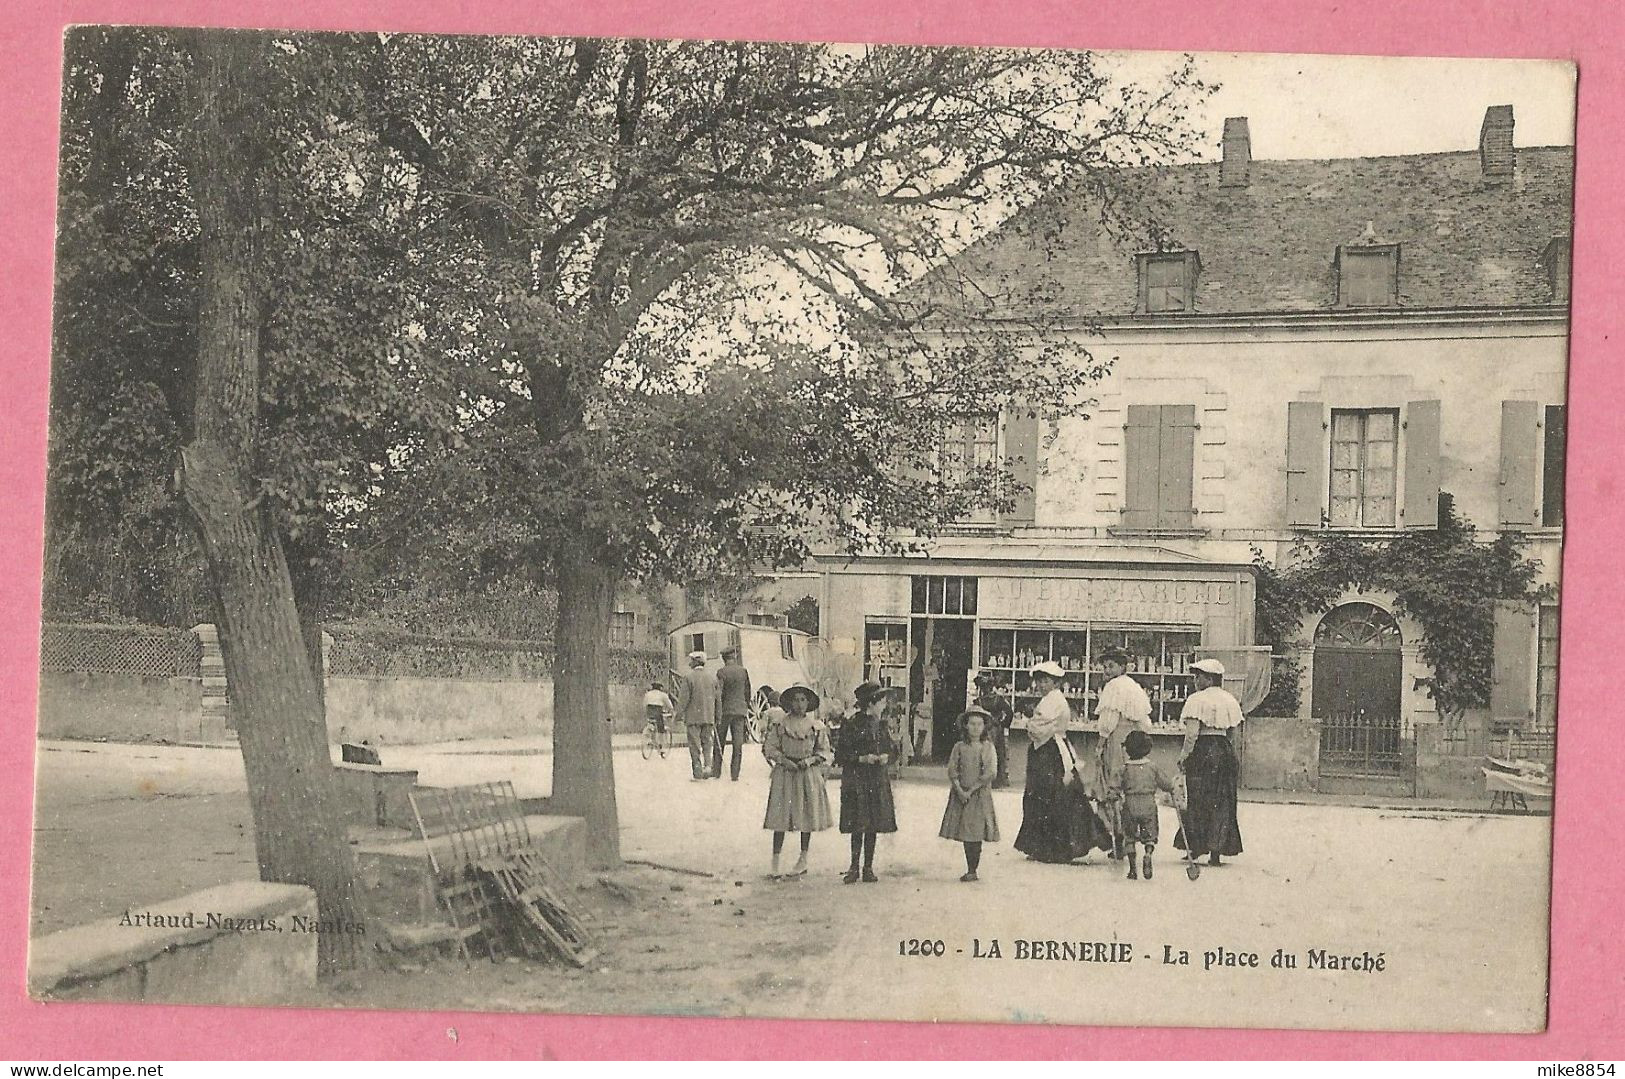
[1174, 658, 1246, 866]
[1013, 661, 1099, 864]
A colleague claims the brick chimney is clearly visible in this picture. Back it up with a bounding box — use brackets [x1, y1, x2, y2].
[1220, 117, 1251, 188]
[1479, 105, 1515, 180]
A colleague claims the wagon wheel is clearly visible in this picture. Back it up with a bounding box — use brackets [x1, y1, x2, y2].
[746, 688, 776, 744]
[746, 699, 766, 744]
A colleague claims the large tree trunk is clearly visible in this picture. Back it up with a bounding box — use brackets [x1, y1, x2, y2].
[549, 539, 622, 867]
[181, 29, 363, 974]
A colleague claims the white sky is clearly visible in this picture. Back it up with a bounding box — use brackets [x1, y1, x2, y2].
[1114, 50, 1576, 160]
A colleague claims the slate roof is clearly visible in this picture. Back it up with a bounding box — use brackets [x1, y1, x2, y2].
[909, 144, 1574, 318]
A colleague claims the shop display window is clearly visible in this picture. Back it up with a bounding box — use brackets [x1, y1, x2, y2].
[864, 620, 910, 689]
[977, 623, 1203, 728]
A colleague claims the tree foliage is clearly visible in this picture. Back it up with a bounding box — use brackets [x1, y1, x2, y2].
[49, 28, 479, 626]
[1252, 494, 1554, 721]
[346, 36, 1214, 582]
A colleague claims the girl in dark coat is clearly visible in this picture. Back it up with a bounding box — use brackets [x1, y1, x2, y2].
[835, 681, 899, 883]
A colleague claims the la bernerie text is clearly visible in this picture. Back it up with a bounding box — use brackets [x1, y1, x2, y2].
[899, 938, 1386, 972]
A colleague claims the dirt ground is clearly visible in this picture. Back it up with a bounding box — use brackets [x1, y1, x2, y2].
[316, 862, 845, 1019]
[31, 737, 1554, 1032]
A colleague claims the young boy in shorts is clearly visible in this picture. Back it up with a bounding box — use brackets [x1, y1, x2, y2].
[1111, 728, 1176, 880]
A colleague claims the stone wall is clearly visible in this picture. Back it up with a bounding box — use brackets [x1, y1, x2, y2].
[28, 881, 318, 1005]
[326, 675, 648, 743]
[1238, 716, 1320, 792]
[36, 670, 650, 745]
[1414, 722, 1509, 801]
[36, 670, 210, 743]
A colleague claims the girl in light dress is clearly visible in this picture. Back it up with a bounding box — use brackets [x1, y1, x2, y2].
[761, 684, 833, 879]
[939, 707, 1001, 881]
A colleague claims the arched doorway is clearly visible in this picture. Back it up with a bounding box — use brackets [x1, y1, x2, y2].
[1313, 602, 1405, 776]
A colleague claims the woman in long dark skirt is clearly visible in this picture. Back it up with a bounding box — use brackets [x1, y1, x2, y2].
[1175, 659, 1245, 864]
[836, 681, 899, 883]
[1013, 662, 1110, 863]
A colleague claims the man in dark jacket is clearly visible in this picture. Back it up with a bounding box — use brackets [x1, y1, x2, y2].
[677, 651, 719, 781]
[714, 646, 753, 781]
[975, 670, 1015, 787]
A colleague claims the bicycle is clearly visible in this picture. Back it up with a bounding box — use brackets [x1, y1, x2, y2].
[641, 715, 675, 759]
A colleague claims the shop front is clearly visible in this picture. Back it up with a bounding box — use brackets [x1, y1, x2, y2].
[815, 549, 1259, 768]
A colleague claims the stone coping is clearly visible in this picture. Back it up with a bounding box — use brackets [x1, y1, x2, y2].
[333, 761, 419, 777]
[29, 880, 314, 994]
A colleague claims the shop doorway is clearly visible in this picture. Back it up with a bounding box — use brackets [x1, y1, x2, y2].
[1312, 602, 1407, 777]
[910, 617, 975, 762]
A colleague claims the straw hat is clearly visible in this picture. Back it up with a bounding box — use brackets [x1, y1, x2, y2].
[1191, 658, 1226, 677]
[780, 684, 821, 712]
[853, 681, 903, 706]
[1029, 660, 1066, 680]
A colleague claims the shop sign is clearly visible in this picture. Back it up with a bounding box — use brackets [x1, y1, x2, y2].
[980, 576, 1235, 624]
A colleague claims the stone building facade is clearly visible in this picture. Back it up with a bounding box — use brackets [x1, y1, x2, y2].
[791, 106, 1571, 794]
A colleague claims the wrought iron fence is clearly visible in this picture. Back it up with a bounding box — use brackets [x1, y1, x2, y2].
[1318, 710, 1408, 776]
[39, 622, 201, 678]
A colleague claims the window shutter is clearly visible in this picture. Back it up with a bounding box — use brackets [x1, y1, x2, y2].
[1285, 400, 1325, 527]
[1490, 601, 1537, 723]
[1000, 407, 1040, 526]
[1158, 404, 1196, 528]
[1403, 399, 1441, 528]
[1542, 405, 1566, 527]
[1122, 404, 1161, 530]
[1499, 400, 1540, 527]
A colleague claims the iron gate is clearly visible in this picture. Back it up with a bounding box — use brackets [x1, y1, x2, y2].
[1319, 710, 1406, 776]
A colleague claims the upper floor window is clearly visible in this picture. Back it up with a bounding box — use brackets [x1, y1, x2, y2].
[1337, 245, 1399, 308]
[610, 611, 637, 649]
[744, 612, 785, 628]
[1137, 251, 1199, 314]
[1329, 408, 1398, 527]
[910, 575, 978, 616]
[938, 413, 1000, 525]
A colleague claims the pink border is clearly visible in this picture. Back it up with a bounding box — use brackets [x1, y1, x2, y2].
[2, 0, 1621, 1060]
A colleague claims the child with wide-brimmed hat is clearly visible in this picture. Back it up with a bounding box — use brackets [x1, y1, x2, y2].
[761, 684, 834, 879]
[835, 680, 901, 883]
[939, 706, 1002, 881]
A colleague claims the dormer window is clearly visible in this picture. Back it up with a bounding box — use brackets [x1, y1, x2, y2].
[1336, 244, 1399, 307]
[1137, 251, 1199, 314]
[1542, 237, 1572, 304]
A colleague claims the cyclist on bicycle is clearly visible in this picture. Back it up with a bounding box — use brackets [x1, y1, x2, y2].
[643, 681, 675, 735]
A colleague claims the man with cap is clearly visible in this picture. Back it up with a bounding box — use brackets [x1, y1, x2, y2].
[1175, 658, 1246, 866]
[676, 650, 720, 781]
[973, 671, 1015, 788]
[714, 646, 754, 781]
